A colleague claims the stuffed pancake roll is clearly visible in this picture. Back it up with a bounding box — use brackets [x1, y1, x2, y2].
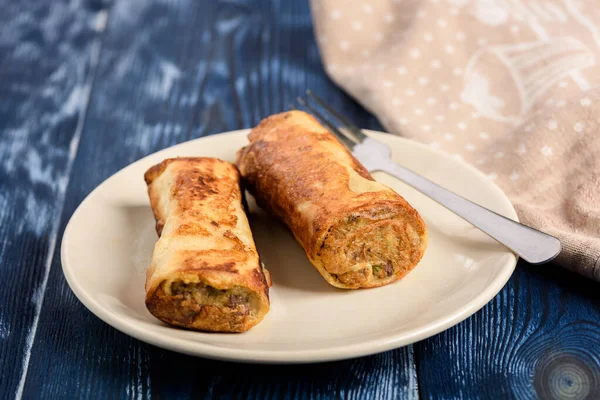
[236, 111, 427, 289]
[144, 157, 270, 333]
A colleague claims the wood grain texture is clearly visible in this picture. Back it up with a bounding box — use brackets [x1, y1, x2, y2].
[145, 346, 416, 399]
[19, 0, 418, 398]
[0, 0, 109, 398]
[416, 261, 600, 399]
[5, 0, 600, 399]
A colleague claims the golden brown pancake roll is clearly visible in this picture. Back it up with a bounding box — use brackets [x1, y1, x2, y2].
[144, 157, 271, 332]
[236, 110, 427, 289]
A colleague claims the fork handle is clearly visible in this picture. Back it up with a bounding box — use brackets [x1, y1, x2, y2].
[380, 162, 562, 264]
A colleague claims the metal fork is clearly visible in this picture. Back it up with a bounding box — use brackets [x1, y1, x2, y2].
[296, 90, 561, 265]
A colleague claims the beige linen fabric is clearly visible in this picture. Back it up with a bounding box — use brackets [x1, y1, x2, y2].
[310, 0, 600, 281]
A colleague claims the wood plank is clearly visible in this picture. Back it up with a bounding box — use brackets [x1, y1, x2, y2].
[416, 261, 600, 399]
[0, 1, 109, 398]
[146, 347, 416, 399]
[21, 0, 419, 398]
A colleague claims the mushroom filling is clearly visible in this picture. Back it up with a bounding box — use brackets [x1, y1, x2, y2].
[319, 210, 420, 285]
[170, 281, 253, 315]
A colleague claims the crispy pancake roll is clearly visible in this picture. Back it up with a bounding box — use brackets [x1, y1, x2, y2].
[236, 111, 427, 289]
[143, 157, 271, 333]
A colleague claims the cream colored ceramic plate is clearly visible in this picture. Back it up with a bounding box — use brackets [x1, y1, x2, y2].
[61, 129, 518, 364]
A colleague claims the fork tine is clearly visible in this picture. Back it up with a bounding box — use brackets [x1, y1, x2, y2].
[296, 96, 358, 150]
[306, 90, 367, 142]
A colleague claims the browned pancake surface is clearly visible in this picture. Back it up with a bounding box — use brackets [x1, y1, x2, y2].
[236, 111, 427, 289]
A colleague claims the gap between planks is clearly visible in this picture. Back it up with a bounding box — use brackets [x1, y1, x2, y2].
[14, 9, 111, 399]
[13, 3, 425, 397]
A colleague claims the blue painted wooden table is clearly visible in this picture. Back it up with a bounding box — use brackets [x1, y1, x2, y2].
[2, 1, 599, 399]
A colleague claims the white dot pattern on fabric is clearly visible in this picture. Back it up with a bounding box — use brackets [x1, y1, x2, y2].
[310, 0, 600, 214]
[541, 146, 553, 157]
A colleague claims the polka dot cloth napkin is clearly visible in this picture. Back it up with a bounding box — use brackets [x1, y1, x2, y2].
[310, 0, 600, 281]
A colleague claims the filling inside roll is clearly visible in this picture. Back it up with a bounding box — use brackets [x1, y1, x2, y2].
[147, 280, 263, 332]
[170, 282, 256, 311]
[316, 206, 425, 288]
[148, 280, 259, 328]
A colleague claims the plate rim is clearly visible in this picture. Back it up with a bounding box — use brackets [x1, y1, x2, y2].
[61, 128, 518, 364]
